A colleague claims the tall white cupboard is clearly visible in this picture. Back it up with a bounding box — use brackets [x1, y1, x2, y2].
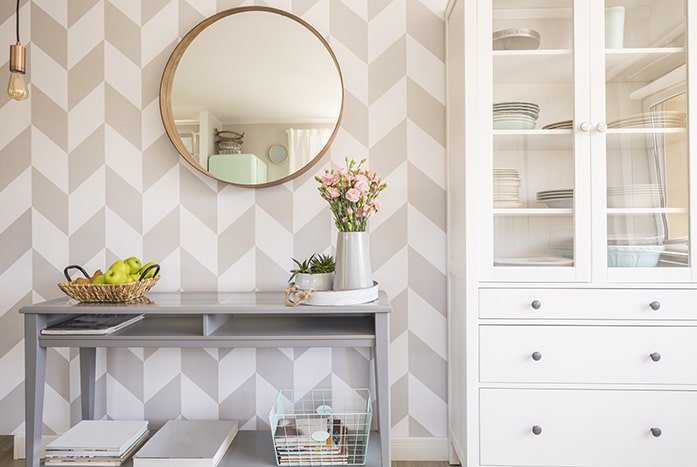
[445, 0, 697, 465]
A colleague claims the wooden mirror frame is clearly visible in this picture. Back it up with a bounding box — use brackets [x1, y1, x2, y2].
[159, 6, 344, 188]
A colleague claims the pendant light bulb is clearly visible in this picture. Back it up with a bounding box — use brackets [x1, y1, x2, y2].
[8, 42, 28, 101]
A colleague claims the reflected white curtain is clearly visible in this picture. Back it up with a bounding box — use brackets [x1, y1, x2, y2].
[286, 128, 332, 172]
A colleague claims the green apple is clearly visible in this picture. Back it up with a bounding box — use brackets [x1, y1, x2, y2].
[92, 275, 107, 284]
[138, 262, 160, 279]
[128, 274, 140, 283]
[108, 260, 130, 276]
[125, 256, 142, 274]
[104, 268, 129, 284]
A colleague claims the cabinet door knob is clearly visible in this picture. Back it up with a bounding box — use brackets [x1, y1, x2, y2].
[579, 121, 591, 132]
[650, 427, 662, 437]
[530, 300, 542, 310]
[595, 122, 608, 133]
[650, 352, 661, 362]
[649, 301, 661, 311]
[531, 351, 542, 361]
[531, 425, 543, 435]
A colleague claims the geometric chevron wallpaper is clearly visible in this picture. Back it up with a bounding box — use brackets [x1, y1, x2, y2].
[0, 0, 447, 443]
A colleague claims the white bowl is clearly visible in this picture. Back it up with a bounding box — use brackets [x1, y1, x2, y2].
[540, 198, 573, 208]
[607, 245, 665, 267]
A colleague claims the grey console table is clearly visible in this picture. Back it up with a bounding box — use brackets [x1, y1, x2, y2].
[20, 291, 391, 467]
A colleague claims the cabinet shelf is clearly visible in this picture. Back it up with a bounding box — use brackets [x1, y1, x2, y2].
[118, 430, 385, 467]
[607, 207, 687, 215]
[606, 128, 685, 135]
[494, 47, 684, 85]
[494, 50, 572, 83]
[606, 47, 685, 83]
[493, 129, 573, 151]
[492, 128, 685, 152]
[494, 208, 573, 216]
[606, 128, 686, 149]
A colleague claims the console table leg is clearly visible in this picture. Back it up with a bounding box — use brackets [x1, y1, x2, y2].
[25, 314, 47, 467]
[79, 347, 96, 420]
[374, 313, 391, 467]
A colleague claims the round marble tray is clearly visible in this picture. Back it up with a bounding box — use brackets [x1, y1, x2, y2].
[290, 281, 379, 306]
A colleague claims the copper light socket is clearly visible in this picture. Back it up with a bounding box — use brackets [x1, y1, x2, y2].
[9, 42, 26, 74]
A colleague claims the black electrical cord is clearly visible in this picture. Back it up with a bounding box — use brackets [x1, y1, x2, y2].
[16, 0, 20, 43]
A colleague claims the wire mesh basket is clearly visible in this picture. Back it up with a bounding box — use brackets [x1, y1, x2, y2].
[269, 389, 373, 466]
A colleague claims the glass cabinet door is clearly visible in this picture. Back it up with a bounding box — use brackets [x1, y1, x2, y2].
[601, 0, 690, 281]
[488, 0, 589, 281]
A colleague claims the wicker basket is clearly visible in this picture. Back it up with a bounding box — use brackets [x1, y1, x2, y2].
[215, 129, 244, 154]
[58, 264, 160, 303]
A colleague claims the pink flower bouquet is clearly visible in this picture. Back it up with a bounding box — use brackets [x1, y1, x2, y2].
[316, 157, 387, 232]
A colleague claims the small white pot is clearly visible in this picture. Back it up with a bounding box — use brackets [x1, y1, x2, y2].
[294, 272, 334, 291]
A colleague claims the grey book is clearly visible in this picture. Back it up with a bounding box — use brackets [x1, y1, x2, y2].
[133, 420, 238, 467]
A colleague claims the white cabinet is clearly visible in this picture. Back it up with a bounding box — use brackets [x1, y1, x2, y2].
[445, 0, 697, 465]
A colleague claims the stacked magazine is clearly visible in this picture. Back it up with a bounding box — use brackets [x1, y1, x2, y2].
[44, 420, 149, 466]
[274, 417, 349, 465]
[41, 314, 144, 335]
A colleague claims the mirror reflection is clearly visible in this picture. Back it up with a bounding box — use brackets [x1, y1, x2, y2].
[160, 7, 344, 187]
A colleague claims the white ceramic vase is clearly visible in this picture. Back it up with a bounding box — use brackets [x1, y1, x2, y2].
[333, 232, 373, 290]
[294, 272, 334, 291]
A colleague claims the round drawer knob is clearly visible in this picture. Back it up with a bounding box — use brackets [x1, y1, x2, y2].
[530, 300, 542, 310]
[531, 425, 543, 435]
[650, 352, 661, 362]
[650, 427, 662, 437]
[649, 301, 661, 311]
[531, 351, 542, 361]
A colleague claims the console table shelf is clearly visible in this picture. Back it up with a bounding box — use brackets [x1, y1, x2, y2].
[113, 431, 384, 467]
[21, 292, 391, 467]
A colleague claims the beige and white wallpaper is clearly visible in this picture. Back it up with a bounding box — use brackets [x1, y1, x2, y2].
[0, 0, 447, 443]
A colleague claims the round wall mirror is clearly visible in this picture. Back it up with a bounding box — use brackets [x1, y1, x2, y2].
[160, 7, 344, 187]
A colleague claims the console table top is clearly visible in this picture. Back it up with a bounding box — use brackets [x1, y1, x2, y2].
[20, 291, 392, 315]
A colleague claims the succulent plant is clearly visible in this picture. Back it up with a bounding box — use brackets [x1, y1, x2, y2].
[310, 254, 335, 274]
[288, 253, 336, 282]
[289, 254, 316, 282]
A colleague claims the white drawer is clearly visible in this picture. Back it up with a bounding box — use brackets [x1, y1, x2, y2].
[479, 288, 697, 320]
[480, 389, 697, 467]
[480, 325, 697, 384]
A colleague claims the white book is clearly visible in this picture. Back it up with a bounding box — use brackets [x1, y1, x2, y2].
[133, 420, 238, 467]
[45, 420, 149, 456]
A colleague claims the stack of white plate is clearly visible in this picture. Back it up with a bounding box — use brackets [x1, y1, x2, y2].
[549, 239, 574, 259]
[608, 111, 686, 129]
[536, 189, 573, 208]
[607, 184, 665, 208]
[492, 28, 541, 50]
[542, 120, 573, 130]
[493, 102, 540, 129]
[494, 169, 521, 208]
